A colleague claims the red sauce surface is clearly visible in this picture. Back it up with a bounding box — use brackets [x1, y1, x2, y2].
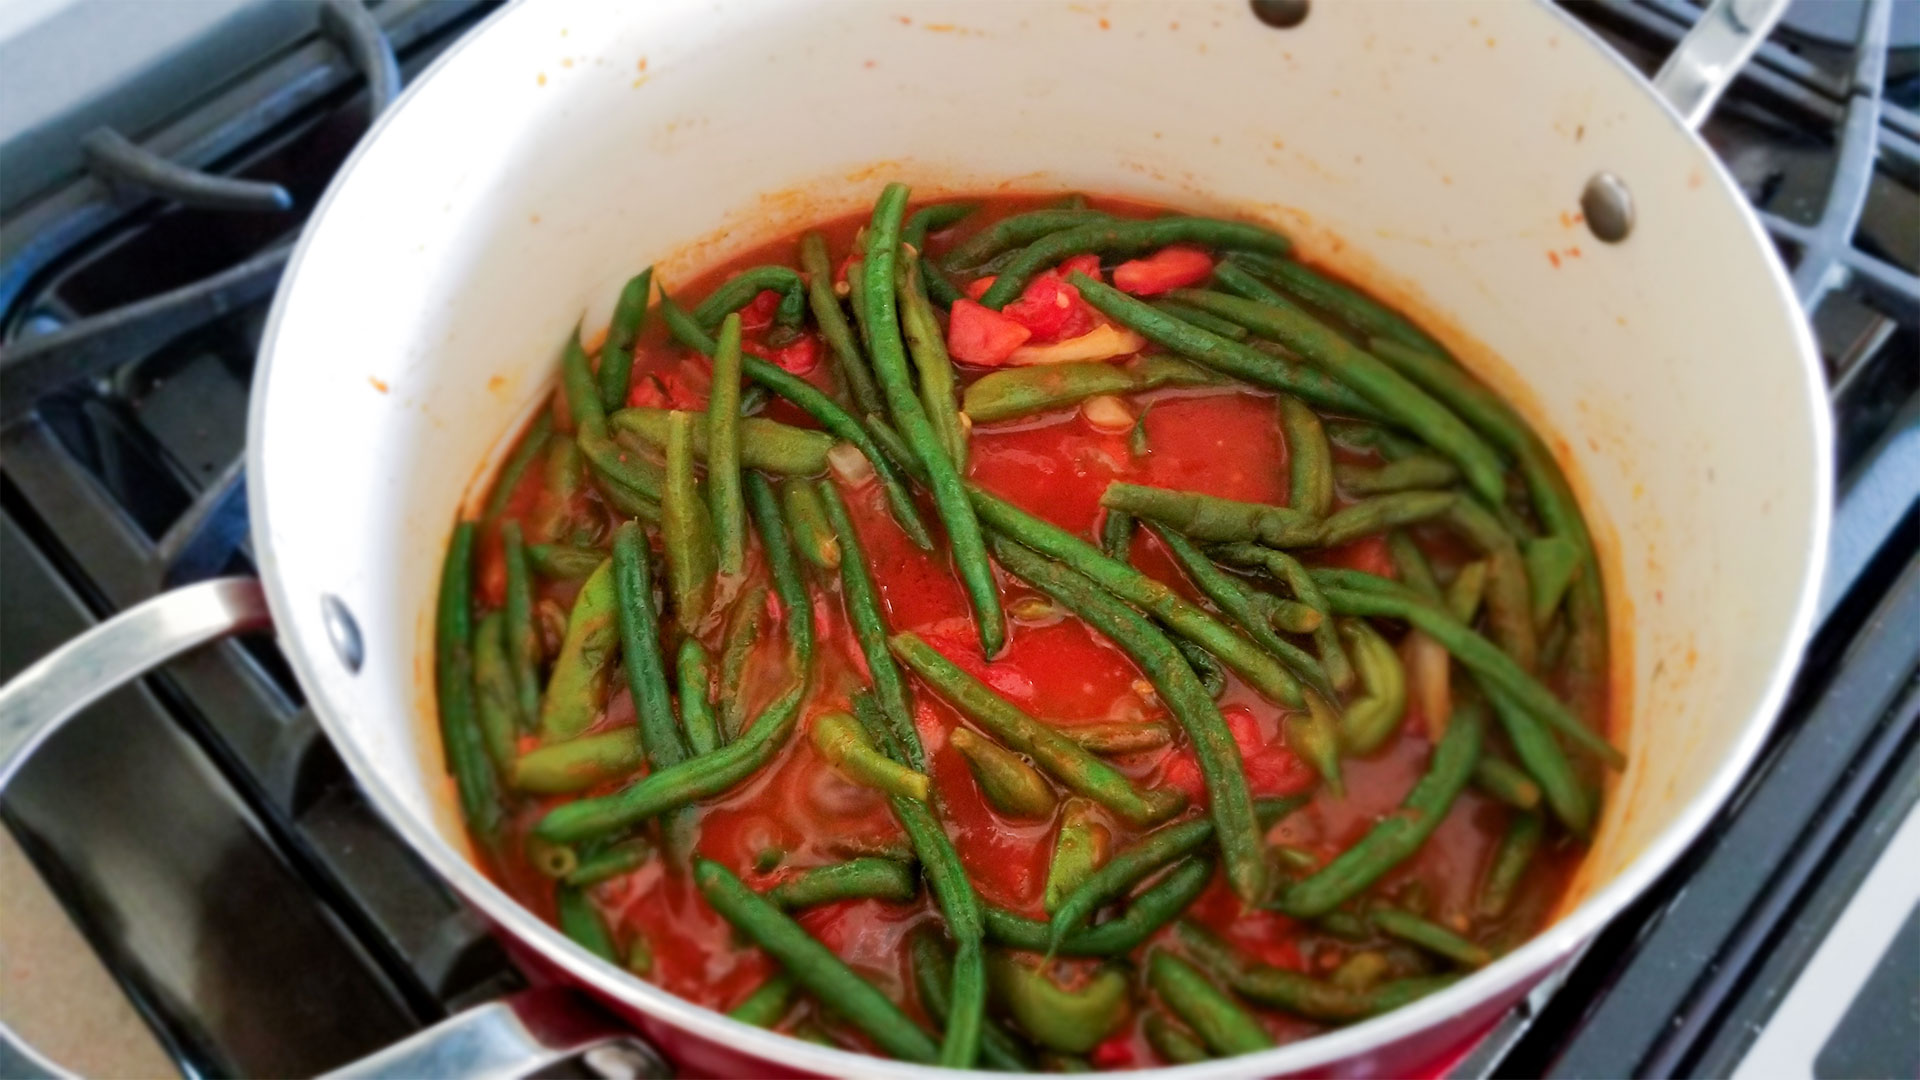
[468, 194, 1602, 1066]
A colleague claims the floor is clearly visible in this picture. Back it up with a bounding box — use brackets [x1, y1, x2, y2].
[0, 827, 176, 1079]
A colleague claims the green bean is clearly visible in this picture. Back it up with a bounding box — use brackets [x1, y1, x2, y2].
[1151, 526, 1335, 699]
[951, 727, 1056, 818]
[437, 530, 501, 838]
[483, 411, 553, 522]
[961, 354, 1226, 424]
[1041, 796, 1306, 950]
[1318, 491, 1459, 547]
[1259, 593, 1325, 635]
[660, 292, 935, 550]
[1327, 418, 1428, 463]
[1148, 951, 1274, 1055]
[566, 837, 652, 886]
[717, 582, 770, 742]
[1206, 542, 1349, 696]
[988, 862, 1214, 960]
[780, 480, 841, 571]
[1328, 950, 1392, 990]
[1336, 455, 1461, 494]
[611, 522, 686, 774]
[897, 255, 968, 468]
[768, 857, 919, 910]
[1386, 529, 1444, 602]
[1366, 336, 1605, 708]
[662, 411, 717, 626]
[1167, 285, 1507, 505]
[510, 728, 645, 794]
[1129, 404, 1152, 457]
[889, 793, 986, 1068]
[1176, 639, 1230, 700]
[800, 232, 885, 418]
[845, 256, 872, 348]
[1447, 559, 1490, 624]
[556, 884, 619, 963]
[1045, 798, 1109, 913]
[534, 435, 586, 545]
[1145, 1010, 1212, 1064]
[1473, 757, 1542, 811]
[527, 542, 604, 581]
[983, 490, 1313, 703]
[745, 472, 813, 666]
[991, 539, 1273, 908]
[1069, 273, 1382, 416]
[1524, 535, 1581, 630]
[501, 523, 542, 728]
[817, 482, 925, 770]
[1231, 253, 1446, 355]
[904, 202, 978, 308]
[908, 929, 1036, 1073]
[1100, 482, 1319, 548]
[979, 217, 1290, 308]
[1445, 500, 1536, 672]
[846, 689, 910, 779]
[472, 613, 520, 770]
[864, 184, 1004, 654]
[693, 265, 806, 330]
[1178, 922, 1460, 1023]
[814, 711, 932, 801]
[538, 559, 617, 742]
[728, 972, 797, 1028]
[561, 331, 667, 508]
[1338, 617, 1408, 755]
[599, 268, 653, 410]
[706, 314, 748, 576]
[1368, 906, 1491, 968]
[940, 208, 1110, 270]
[1277, 700, 1484, 917]
[1287, 689, 1345, 797]
[1100, 508, 1134, 562]
[1149, 299, 1249, 340]
[1057, 720, 1174, 755]
[986, 952, 1131, 1054]
[890, 631, 1184, 826]
[693, 858, 940, 1062]
[863, 412, 917, 476]
[536, 677, 805, 843]
[1278, 394, 1333, 519]
[676, 638, 720, 756]
[1483, 680, 1592, 835]
[610, 408, 835, 475]
[1478, 811, 1543, 918]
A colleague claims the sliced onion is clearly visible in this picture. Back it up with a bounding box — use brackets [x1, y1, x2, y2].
[1008, 596, 1063, 624]
[828, 440, 874, 484]
[1004, 324, 1146, 367]
[1404, 631, 1452, 739]
[1081, 394, 1135, 433]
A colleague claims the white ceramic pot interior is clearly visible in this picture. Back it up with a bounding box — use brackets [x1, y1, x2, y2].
[252, 1, 1827, 1074]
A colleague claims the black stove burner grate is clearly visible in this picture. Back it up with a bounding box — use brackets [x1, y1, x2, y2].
[0, 1, 1914, 1077]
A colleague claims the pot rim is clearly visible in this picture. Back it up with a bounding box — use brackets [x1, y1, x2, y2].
[247, 1, 1832, 1075]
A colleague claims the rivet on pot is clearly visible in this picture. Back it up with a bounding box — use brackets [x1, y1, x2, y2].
[322, 593, 364, 673]
[1249, 0, 1310, 29]
[1582, 172, 1635, 243]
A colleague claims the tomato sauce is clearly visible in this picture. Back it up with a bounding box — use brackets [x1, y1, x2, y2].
[465, 193, 1602, 1065]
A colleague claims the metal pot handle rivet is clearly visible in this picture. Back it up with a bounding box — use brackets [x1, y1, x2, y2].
[1249, 0, 1310, 30]
[323, 592, 366, 673]
[1582, 173, 1637, 244]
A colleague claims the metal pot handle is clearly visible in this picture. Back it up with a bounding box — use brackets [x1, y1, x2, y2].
[1653, 0, 1792, 129]
[0, 581, 668, 1079]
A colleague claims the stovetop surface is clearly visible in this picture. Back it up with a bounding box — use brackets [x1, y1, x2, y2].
[0, 2, 1914, 1077]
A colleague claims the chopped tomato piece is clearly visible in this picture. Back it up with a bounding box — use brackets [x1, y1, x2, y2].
[946, 299, 1032, 366]
[1090, 1033, 1138, 1070]
[964, 275, 995, 300]
[1226, 705, 1316, 796]
[1002, 273, 1095, 343]
[476, 532, 507, 609]
[1112, 245, 1214, 296]
[739, 289, 782, 332]
[1058, 253, 1103, 281]
[747, 333, 819, 375]
[626, 370, 702, 410]
[1324, 534, 1395, 578]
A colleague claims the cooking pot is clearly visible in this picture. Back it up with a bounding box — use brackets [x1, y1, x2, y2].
[0, 0, 1830, 1075]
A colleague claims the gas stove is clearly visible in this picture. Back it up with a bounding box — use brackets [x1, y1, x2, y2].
[0, 2, 1913, 1077]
